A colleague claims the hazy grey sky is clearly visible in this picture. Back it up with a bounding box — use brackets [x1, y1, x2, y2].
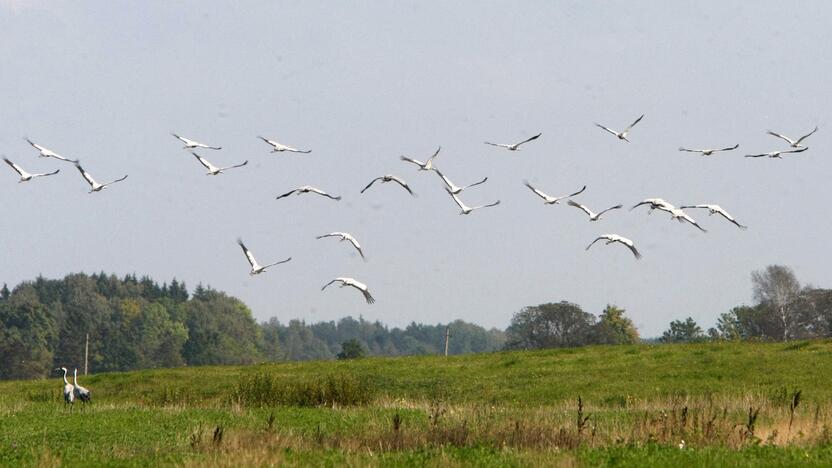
[1, 1, 830, 336]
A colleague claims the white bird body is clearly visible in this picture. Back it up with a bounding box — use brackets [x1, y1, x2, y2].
[745, 147, 809, 158]
[524, 181, 586, 205]
[3, 157, 59, 182]
[435, 169, 487, 195]
[567, 200, 622, 221]
[678, 144, 739, 156]
[400, 147, 440, 171]
[631, 198, 675, 214]
[484, 133, 542, 151]
[586, 234, 642, 259]
[595, 115, 644, 142]
[171, 133, 221, 150]
[25, 139, 78, 163]
[74, 163, 128, 193]
[72, 368, 91, 404]
[58, 367, 74, 407]
[361, 175, 415, 196]
[237, 239, 291, 275]
[766, 126, 818, 148]
[322, 277, 375, 304]
[191, 152, 248, 175]
[258, 136, 311, 153]
[445, 188, 500, 215]
[316, 232, 365, 260]
[680, 204, 747, 230]
[276, 185, 341, 200]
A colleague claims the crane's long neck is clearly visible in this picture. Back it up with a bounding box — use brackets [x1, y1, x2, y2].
[62, 368, 69, 385]
[73, 369, 78, 385]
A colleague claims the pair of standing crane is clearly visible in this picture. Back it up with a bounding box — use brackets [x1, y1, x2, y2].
[57, 367, 91, 410]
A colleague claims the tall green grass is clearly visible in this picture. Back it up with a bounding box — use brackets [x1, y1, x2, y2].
[2, 341, 832, 466]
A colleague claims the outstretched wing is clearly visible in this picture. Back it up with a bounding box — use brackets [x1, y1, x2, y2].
[766, 130, 796, 145]
[276, 188, 298, 199]
[284, 145, 311, 153]
[3, 158, 24, 176]
[74, 163, 97, 187]
[795, 126, 819, 144]
[434, 169, 454, 189]
[523, 180, 550, 200]
[171, 133, 188, 144]
[484, 141, 510, 148]
[515, 133, 542, 147]
[626, 114, 644, 131]
[567, 200, 593, 217]
[348, 283, 375, 304]
[191, 152, 213, 170]
[564, 185, 587, 198]
[618, 239, 642, 259]
[714, 209, 747, 230]
[678, 147, 702, 153]
[361, 177, 382, 193]
[309, 187, 341, 200]
[25, 138, 44, 152]
[32, 169, 60, 178]
[462, 177, 488, 189]
[783, 147, 809, 155]
[427, 146, 441, 162]
[445, 188, 466, 210]
[390, 176, 414, 196]
[347, 237, 365, 260]
[718, 144, 740, 152]
[585, 236, 606, 251]
[321, 279, 341, 291]
[595, 123, 619, 136]
[473, 200, 500, 210]
[102, 175, 128, 187]
[399, 156, 423, 167]
[597, 204, 624, 216]
[361, 288, 375, 304]
[220, 160, 249, 171]
[682, 214, 708, 233]
[237, 239, 257, 268]
[262, 257, 292, 269]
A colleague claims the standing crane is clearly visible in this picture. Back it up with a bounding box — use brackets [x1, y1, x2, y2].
[73, 368, 91, 405]
[57, 367, 75, 410]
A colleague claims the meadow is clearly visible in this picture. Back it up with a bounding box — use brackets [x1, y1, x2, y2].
[2, 340, 832, 466]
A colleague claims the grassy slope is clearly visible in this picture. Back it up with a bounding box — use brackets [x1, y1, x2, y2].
[6, 340, 831, 405]
[1, 340, 832, 466]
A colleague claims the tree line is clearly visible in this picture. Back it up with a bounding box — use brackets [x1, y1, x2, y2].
[0, 273, 504, 380]
[661, 265, 832, 343]
[500, 265, 831, 350]
[2, 264, 828, 380]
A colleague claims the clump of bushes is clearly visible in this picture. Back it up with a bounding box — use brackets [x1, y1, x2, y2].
[234, 372, 375, 407]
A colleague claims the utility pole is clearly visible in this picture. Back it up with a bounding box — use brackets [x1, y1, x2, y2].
[84, 333, 89, 375]
[444, 326, 450, 357]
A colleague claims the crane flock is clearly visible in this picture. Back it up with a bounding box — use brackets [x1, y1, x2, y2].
[5, 122, 820, 301]
[16, 119, 816, 404]
[5, 123, 820, 301]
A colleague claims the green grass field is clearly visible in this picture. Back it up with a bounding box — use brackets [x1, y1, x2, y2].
[3, 340, 832, 466]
